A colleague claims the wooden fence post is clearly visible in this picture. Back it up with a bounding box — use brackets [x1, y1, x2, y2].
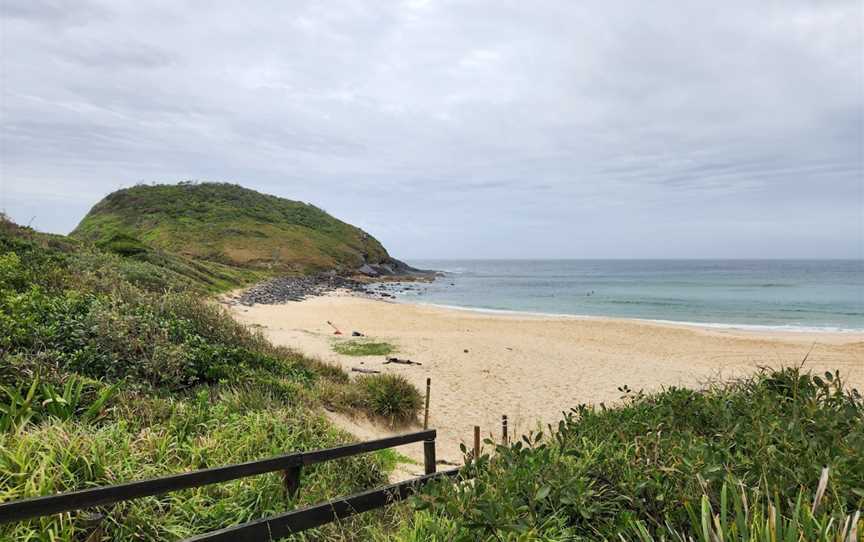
[423, 378, 431, 430]
[424, 439, 437, 475]
[282, 466, 302, 499]
[473, 425, 480, 462]
[501, 415, 508, 445]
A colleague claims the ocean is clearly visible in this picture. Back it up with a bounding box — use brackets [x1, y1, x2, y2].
[401, 260, 864, 332]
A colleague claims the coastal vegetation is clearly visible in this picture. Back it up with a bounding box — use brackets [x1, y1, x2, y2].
[332, 339, 397, 357]
[1, 180, 861, 541]
[71, 182, 392, 275]
[320, 374, 422, 426]
[396, 367, 863, 540]
[0, 215, 420, 540]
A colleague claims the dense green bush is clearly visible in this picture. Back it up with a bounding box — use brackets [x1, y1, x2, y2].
[320, 373, 423, 425]
[0, 219, 327, 392]
[359, 374, 423, 424]
[97, 232, 149, 256]
[397, 368, 863, 541]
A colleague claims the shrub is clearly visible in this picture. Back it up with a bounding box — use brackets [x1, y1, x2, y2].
[319, 373, 423, 426]
[400, 367, 864, 540]
[97, 232, 149, 256]
[358, 374, 422, 424]
[318, 379, 368, 413]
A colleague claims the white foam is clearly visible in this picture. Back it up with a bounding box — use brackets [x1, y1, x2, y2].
[401, 300, 864, 334]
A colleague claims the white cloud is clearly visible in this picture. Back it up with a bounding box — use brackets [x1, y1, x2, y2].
[0, 0, 861, 258]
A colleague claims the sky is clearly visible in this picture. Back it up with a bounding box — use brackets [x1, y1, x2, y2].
[1, 0, 862, 259]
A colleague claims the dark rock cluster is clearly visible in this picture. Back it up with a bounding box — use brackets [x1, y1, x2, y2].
[356, 257, 432, 278]
[225, 263, 440, 306]
[366, 282, 424, 299]
[229, 273, 436, 306]
[233, 274, 369, 305]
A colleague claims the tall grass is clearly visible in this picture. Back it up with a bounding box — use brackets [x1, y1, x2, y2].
[0, 388, 389, 540]
[628, 472, 860, 541]
[320, 374, 423, 425]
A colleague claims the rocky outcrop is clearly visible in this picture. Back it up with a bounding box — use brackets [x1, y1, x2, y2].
[228, 264, 439, 306]
[354, 257, 434, 277]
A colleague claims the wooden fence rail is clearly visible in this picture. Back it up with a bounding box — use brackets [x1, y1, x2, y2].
[184, 469, 460, 542]
[0, 429, 442, 536]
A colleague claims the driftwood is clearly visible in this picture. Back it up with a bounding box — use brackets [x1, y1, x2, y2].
[351, 367, 381, 374]
[384, 357, 422, 366]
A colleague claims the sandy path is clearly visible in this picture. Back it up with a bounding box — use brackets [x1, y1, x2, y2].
[228, 295, 864, 467]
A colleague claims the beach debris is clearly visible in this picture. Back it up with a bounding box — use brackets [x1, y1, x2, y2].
[463, 349, 469, 353]
[384, 357, 422, 366]
[351, 331, 364, 337]
[326, 320, 343, 335]
[351, 367, 380, 374]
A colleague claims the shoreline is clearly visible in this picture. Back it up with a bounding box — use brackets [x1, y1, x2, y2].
[399, 299, 864, 335]
[225, 271, 863, 335]
[227, 292, 864, 468]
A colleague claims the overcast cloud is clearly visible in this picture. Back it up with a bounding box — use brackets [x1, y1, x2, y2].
[1, 0, 861, 258]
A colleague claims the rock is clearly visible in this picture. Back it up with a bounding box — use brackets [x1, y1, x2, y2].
[357, 264, 378, 276]
[352, 331, 364, 337]
[236, 273, 373, 305]
[234, 265, 439, 306]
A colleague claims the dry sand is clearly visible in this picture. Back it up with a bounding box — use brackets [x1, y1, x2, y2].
[228, 294, 864, 471]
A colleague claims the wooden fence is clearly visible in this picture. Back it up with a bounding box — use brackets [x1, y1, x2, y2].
[0, 429, 457, 541]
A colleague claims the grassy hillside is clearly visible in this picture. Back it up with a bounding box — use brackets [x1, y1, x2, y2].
[72, 182, 392, 275]
[395, 368, 863, 541]
[0, 216, 420, 541]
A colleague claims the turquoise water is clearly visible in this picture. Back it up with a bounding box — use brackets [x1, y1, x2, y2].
[402, 260, 864, 332]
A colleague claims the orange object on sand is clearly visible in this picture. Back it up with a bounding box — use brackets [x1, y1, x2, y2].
[326, 320, 343, 335]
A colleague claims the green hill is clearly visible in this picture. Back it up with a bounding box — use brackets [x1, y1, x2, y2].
[71, 182, 394, 275]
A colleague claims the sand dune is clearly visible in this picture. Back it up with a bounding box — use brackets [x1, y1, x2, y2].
[228, 294, 864, 469]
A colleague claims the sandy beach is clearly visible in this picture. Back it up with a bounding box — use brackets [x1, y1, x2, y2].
[228, 294, 864, 470]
